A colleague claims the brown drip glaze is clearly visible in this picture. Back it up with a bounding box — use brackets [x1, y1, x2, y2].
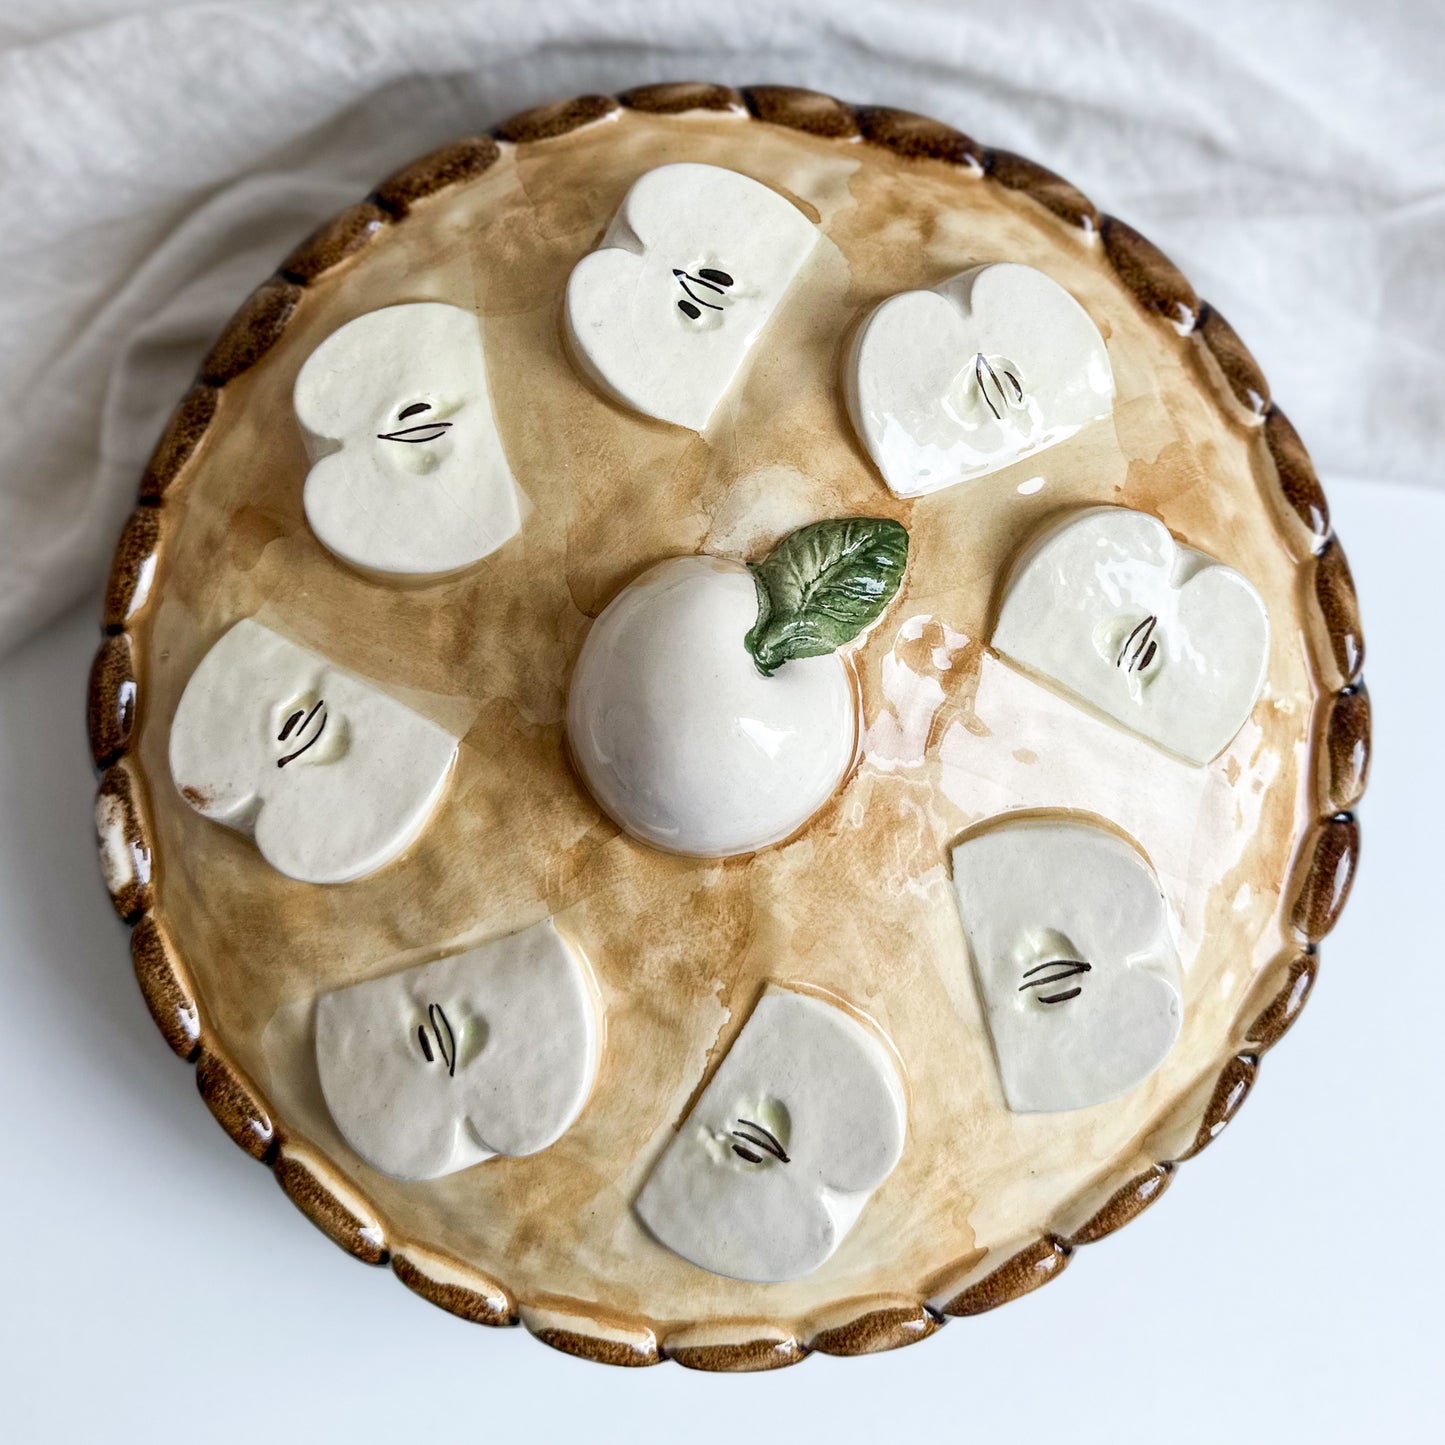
[278, 202, 391, 285]
[940, 1237, 1071, 1316]
[88, 87, 1368, 1370]
[87, 632, 136, 766]
[670, 1337, 807, 1372]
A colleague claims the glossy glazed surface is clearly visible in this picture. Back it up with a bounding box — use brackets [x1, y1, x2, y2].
[99, 95, 1353, 1359]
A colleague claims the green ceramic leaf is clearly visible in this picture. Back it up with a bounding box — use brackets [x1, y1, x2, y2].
[744, 517, 909, 677]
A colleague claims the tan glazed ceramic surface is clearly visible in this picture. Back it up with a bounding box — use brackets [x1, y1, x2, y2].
[89, 83, 1368, 1370]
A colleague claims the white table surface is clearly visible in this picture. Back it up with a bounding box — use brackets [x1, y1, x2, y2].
[0, 477, 1437, 1442]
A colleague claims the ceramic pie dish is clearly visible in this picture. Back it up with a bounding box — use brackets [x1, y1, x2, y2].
[88, 83, 1368, 1370]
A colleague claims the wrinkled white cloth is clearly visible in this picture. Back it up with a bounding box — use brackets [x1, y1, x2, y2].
[1, 0, 1441, 657]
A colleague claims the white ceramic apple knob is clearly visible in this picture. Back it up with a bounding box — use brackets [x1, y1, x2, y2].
[169, 619, 457, 884]
[992, 507, 1269, 764]
[565, 163, 818, 430]
[847, 262, 1114, 498]
[315, 919, 599, 1180]
[951, 819, 1183, 1113]
[635, 987, 907, 1282]
[293, 302, 521, 577]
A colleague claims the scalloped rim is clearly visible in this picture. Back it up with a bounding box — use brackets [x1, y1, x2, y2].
[88, 81, 1368, 1370]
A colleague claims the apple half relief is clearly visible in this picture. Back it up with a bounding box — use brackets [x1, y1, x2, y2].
[635, 987, 907, 1283]
[846, 262, 1115, 498]
[293, 302, 521, 577]
[567, 517, 909, 857]
[951, 818, 1184, 1113]
[169, 619, 458, 884]
[992, 507, 1270, 765]
[565, 162, 819, 431]
[315, 919, 600, 1181]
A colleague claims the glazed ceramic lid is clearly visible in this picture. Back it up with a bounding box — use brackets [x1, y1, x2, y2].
[89, 83, 1368, 1370]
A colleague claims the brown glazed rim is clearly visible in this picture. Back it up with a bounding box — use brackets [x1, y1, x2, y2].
[88, 82, 1368, 1370]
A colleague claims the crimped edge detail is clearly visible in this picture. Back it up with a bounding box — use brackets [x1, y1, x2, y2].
[91, 83, 1369, 1369]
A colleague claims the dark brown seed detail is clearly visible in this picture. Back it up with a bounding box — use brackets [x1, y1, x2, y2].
[1313, 539, 1365, 687]
[743, 85, 860, 138]
[1177, 1054, 1258, 1161]
[1069, 1164, 1173, 1246]
[199, 278, 303, 387]
[855, 105, 983, 169]
[1290, 813, 1360, 943]
[939, 1236, 1070, 1316]
[95, 760, 153, 921]
[278, 202, 390, 285]
[139, 382, 219, 502]
[1101, 216, 1199, 331]
[88, 632, 137, 767]
[196, 1048, 276, 1163]
[371, 137, 502, 217]
[811, 1305, 940, 1357]
[391, 1254, 515, 1327]
[618, 82, 743, 114]
[532, 1327, 661, 1368]
[130, 914, 201, 1062]
[1323, 683, 1371, 813]
[985, 148, 1098, 229]
[1198, 303, 1270, 416]
[274, 1152, 387, 1265]
[495, 94, 619, 144]
[1263, 406, 1331, 550]
[1244, 951, 1318, 1054]
[670, 1338, 807, 1372]
[103, 505, 161, 632]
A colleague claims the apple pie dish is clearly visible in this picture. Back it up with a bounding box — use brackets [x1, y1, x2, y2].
[89, 84, 1368, 1369]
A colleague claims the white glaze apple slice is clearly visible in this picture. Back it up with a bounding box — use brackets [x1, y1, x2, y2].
[951, 819, 1183, 1113]
[992, 507, 1269, 764]
[565, 163, 818, 430]
[635, 987, 906, 1283]
[847, 262, 1114, 497]
[294, 302, 521, 577]
[169, 619, 457, 884]
[315, 919, 599, 1181]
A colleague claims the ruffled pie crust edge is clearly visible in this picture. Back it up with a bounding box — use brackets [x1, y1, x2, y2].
[88, 81, 1368, 1370]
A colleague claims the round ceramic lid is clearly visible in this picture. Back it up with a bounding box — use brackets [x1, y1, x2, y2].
[89, 83, 1367, 1370]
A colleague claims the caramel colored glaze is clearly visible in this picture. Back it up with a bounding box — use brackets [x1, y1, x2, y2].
[495, 94, 620, 144]
[1312, 540, 1366, 687]
[533, 1328, 661, 1368]
[939, 1237, 1070, 1316]
[984, 149, 1098, 231]
[811, 1305, 940, 1356]
[1067, 1163, 1173, 1247]
[98, 98, 1368, 1361]
[391, 1249, 514, 1326]
[95, 759, 152, 920]
[1242, 949, 1317, 1054]
[130, 914, 201, 1061]
[1290, 813, 1360, 942]
[1323, 684, 1371, 813]
[140, 382, 219, 502]
[671, 1338, 807, 1372]
[104, 506, 162, 631]
[620, 81, 744, 114]
[195, 1048, 276, 1162]
[372, 138, 502, 217]
[855, 106, 983, 169]
[1263, 407, 1331, 552]
[1198, 304, 1270, 419]
[1176, 1053, 1258, 1161]
[87, 632, 136, 766]
[199, 279, 304, 387]
[278, 202, 391, 285]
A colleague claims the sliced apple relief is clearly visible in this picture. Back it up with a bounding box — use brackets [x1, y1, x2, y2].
[314, 919, 600, 1181]
[566, 517, 908, 858]
[169, 619, 458, 884]
[293, 302, 522, 578]
[634, 987, 907, 1283]
[846, 262, 1115, 498]
[992, 507, 1269, 765]
[565, 163, 819, 431]
[951, 818, 1184, 1113]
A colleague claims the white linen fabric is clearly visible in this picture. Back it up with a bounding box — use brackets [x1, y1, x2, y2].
[0, 0, 1440, 657]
